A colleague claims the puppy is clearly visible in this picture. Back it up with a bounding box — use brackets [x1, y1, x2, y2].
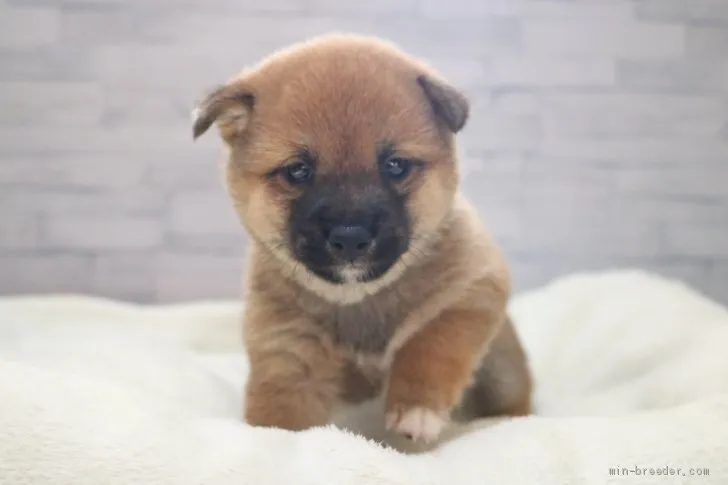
[192, 33, 532, 442]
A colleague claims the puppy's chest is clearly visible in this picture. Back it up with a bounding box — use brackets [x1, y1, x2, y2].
[325, 299, 407, 355]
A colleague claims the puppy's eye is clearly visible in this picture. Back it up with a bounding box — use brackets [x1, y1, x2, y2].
[380, 157, 412, 182]
[283, 162, 314, 185]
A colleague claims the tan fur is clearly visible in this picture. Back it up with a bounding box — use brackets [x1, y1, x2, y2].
[193, 33, 532, 439]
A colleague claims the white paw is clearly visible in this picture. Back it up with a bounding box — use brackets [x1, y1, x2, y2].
[386, 407, 447, 443]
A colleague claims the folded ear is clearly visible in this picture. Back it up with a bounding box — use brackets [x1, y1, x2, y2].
[416, 74, 469, 133]
[192, 83, 256, 141]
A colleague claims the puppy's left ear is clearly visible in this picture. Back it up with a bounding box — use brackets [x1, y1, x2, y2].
[417, 74, 469, 133]
[192, 83, 256, 141]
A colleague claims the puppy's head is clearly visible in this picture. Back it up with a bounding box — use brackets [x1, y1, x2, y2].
[193, 34, 468, 289]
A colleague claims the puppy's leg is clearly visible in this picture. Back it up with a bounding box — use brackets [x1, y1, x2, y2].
[385, 302, 505, 442]
[243, 304, 343, 431]
[456, 317, 532, 421]
[244, 351, 340, 430]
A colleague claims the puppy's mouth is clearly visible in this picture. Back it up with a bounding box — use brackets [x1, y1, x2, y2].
[337, 263, 368, 283]
[290, 240, 405, 285]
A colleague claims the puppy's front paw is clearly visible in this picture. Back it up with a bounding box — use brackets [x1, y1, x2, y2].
[385, 405, 447, 443]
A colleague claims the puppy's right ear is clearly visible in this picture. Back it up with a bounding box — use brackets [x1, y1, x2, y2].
[192, 83, 255, 141]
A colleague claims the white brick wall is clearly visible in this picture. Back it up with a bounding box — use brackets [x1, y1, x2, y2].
[1, 0, 727, 303]
[522, 20, 685, 58]
[636, 0, 728, 25]
[0, 7, 59, 47]
[45, 216, 164, 250]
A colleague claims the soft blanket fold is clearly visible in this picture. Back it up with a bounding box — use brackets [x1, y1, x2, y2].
[1, 269, 727, 484]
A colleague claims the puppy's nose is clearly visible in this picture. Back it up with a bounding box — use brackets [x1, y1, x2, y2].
[328, 225, 373, 261]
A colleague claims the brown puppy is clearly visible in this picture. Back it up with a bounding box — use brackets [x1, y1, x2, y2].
[192, 33, 532, 442]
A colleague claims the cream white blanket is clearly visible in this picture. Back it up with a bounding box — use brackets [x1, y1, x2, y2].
[1, 270, 727, 484]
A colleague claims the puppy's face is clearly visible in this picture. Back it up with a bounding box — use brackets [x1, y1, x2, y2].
[193, 35, 469, 287]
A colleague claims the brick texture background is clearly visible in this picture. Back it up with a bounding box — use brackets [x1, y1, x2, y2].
[1, 0, 727, 303]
